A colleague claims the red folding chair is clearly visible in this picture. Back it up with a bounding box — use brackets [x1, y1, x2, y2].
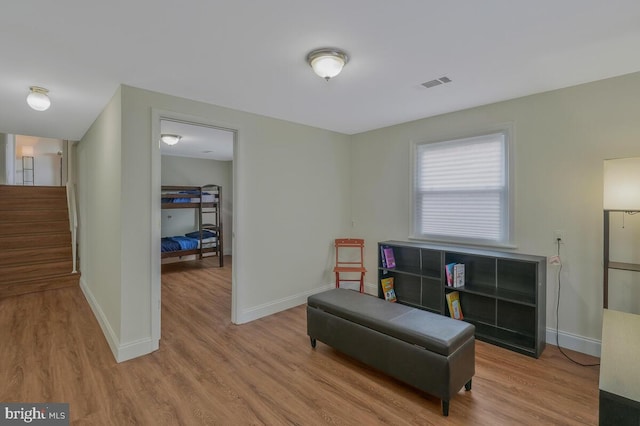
[333, 238, 366, 293]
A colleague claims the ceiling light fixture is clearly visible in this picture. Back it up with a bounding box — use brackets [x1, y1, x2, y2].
[27, 86, 51, 111]
[160, 134, 182, 146]
[306, 48, 349, 81]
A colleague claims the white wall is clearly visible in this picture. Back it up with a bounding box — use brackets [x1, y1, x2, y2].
[161, 155, 233, 255]
[351, 71, 640, 355]
[76, 87, 124, 359]
[0, 133, 6, 185]
[15, 135, 63, 186]
[4, 134, 15, 184]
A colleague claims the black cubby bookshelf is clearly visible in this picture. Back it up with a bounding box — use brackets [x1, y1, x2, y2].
[378, 240, 546, 358]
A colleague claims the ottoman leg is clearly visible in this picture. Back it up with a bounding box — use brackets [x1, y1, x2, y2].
[442, 400, 449, 416]
[465, 379, 472, 391]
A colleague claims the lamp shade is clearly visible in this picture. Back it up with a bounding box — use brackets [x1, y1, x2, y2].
[21, 146, 34, 157]
[603, 157, 640, 211]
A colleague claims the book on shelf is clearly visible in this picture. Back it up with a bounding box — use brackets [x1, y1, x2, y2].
[380, 245, 387, 268]
[380, 277, 397, 302]
[446, 291, 464, 320]
[445, 263, 465, 288]
[445, 263, 455, 286]
[453, 263, 465, 288]
[382, 247, 396, 269]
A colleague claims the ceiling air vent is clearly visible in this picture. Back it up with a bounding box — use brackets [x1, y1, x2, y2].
[421, 76, 452, 89]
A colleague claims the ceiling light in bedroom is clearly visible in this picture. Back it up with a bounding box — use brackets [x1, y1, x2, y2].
[160, 134, 182, 146]
[27, 86, 51, 111]
[306, 48, 349, 81]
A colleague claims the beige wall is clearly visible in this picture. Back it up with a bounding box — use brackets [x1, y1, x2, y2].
[161, 155, 233, 255]
[78, 72, 640, 361]
[351, 71, 640, 354]
[124, 83, 352, 339]
[77, 84, 351, 360]
[0, 134, 6, 184]
[76, 87, 123, 355]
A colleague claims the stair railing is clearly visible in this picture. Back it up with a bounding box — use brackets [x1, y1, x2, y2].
[66, 182, 78, 273]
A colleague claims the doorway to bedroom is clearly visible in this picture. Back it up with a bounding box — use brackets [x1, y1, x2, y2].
[158, 119, 235, 334]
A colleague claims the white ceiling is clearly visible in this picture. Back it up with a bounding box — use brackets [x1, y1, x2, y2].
[1, 1, 640, 141]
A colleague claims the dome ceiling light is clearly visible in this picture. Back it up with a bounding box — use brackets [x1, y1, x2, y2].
[27, 86, 51, 111]
[160, 134, 182, 146]
[306, 48, 349, 81]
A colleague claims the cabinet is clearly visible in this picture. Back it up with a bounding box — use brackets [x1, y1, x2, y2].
[378, 240, 546, 358]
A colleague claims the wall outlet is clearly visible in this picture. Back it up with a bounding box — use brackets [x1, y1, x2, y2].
[554, 230, 565, 244]
[548, 255, 561, 265]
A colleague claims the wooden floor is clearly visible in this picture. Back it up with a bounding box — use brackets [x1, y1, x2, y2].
[0, 256, 600, 425]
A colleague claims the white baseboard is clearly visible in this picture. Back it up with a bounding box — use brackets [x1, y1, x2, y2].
[364, 281, 377, 295]
[333, 281, 378, 294]
[79, 277, 158, 363]
[236, 284, 333, 324]
[546, 327, 601, 358]
[117, 337, 159, 363]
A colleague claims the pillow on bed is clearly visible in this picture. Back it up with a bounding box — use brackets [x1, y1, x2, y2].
[185, 230, 217, 239]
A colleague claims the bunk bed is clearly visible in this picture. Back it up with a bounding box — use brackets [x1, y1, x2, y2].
[161, 184, 223, 267]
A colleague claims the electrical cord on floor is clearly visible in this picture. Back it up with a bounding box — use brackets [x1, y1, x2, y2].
[555, 239, 600, 367]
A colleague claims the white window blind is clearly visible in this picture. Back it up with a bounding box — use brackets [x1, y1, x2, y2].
[413, 132, 510, 244]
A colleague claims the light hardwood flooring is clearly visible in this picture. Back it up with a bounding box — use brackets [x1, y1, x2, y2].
[0, 256, 600, 425]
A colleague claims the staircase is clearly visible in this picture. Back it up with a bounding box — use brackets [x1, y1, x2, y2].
[0, 185, 79, 298]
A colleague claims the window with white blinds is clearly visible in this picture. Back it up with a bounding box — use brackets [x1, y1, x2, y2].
[412, 131, 511, 245]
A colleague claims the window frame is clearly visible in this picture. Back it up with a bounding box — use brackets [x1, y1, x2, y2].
[409, 126, 515, 247]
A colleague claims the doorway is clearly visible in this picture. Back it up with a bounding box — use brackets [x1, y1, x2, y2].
[0, 133, 68, 186]
[150, 111, 238, 346]
[159, 120, 233, 265]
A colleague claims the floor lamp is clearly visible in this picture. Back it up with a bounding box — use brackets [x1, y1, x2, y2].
[21, 145, 34, 186]
[600, 157, 640, 424]
[603, 156, 640, 309]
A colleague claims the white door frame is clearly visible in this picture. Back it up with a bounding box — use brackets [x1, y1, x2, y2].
[150, 109, 239, 344]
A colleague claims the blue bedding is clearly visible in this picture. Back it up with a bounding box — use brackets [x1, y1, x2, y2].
[185, 230, 217, 239]
[162, 197, 191, 203]
[161, 237, 181, 252]
[161, 236, 199, 252]
[162, 190, 201, 204]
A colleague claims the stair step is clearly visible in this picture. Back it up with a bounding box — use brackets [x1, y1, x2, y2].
[0, 209, 69, 223]
[0, 185, 66, 198]
[0, 260, 73, 284]
[0, 246, 72, 267]
[0, 232, 71, 250]
[0, 185, 76, 298]
[0, 272, 80, 299]
[0, 221, 69, 236]
[0, 197, 67, 211]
